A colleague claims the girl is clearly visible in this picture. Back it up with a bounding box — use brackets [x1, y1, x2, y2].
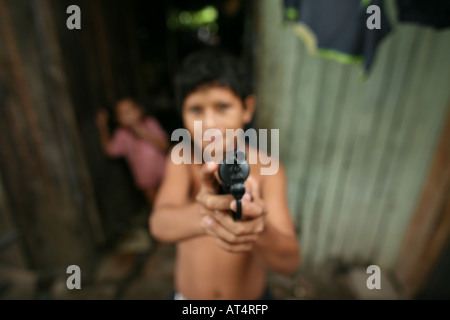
[96, 97, 169, 206]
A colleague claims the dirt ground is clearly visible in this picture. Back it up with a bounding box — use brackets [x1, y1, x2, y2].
[2, 211, 401, 300]
[48, 239, 354, 300]
[47, 225, 356, 300]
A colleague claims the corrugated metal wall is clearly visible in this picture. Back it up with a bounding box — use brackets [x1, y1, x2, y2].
[255, 0, 450, 271]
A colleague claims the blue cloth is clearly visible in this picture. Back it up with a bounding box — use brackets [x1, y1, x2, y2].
[283, 0, 392, 72]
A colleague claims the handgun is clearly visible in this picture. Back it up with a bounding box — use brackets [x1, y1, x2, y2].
[218, 149, 250, 221]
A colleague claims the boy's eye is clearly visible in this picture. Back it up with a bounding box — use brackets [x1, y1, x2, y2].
[217, 103, 230, 111]
[188, 106, 202, 114]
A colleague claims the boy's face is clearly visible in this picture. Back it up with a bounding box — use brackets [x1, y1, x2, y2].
[182, 86, 255, 156]
[115, 99, 143, 128]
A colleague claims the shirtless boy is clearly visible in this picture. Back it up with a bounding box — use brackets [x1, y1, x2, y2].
[149, 49, 300, 300]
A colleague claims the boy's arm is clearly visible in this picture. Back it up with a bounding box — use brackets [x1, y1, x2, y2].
[203, 162, 301, 275]
[149, 155, 204, 243]
[252, 163, 301, 276]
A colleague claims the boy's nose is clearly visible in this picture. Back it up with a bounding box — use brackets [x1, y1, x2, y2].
[204, 110, 218, 129]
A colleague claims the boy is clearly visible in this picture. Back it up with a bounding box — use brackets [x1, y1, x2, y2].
[149, 49, 300, 300]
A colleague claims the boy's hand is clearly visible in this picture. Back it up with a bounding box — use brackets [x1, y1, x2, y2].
[196, 162, 233, 214]
[196, 162, 267, 253]
[96, 109, 109, 128]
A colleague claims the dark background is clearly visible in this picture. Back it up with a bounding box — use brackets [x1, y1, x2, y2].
[55, 0, 255, 247]
[0, 0, 255, 282]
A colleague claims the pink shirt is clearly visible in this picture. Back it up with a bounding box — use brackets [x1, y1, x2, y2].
[107, 117, 168, 190]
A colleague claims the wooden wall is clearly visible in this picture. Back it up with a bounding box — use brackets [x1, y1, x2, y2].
[255, 0, 450, 279]
[2, 0, 448, 299]
[395, 104, 450, 298]
[50, 0, 152, 243]
[0, 0, 155, 280]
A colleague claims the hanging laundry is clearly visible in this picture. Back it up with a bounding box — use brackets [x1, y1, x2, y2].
[283, 0, 392, 73]
[396, 0, 450, 29]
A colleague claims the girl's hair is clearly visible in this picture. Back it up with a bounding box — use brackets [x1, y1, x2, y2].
[113, 96, 142, 110]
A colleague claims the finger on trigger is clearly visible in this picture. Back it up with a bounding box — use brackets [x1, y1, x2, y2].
[242, 193, 252, 202]
[229, 194, 251, 213]
[201, 193, 235, 211]
[232, 200, 264, 219]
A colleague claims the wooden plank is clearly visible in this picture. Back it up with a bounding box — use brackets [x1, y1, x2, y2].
[255, 0, 308, 227]
[91, 0, 115, 104]
[254, 0, 450, 273]
[414, 188, 450, 295]
[343, 28, 415, 263]
[122, 1, 146, 102]
[254, 0, 299, 147]
[31, 0, 105, 245]
[52, 0, 150, 242]
[330, 28, 396, 261]
[0, 0, 53, 270]
[287, 44, 325, 267]
[0, 171, 27, 269]
[0, 0, 47, 178]
[394, 101, 450, 297]
[312, 63, 363, 265]
[359, 25, 427, 263]
[379, 30, 450, 268]
[304, 59, 346, 262]
[0, 0, 105, 275]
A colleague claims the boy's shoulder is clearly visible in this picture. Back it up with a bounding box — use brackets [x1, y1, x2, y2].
[246, 145, 282, 176]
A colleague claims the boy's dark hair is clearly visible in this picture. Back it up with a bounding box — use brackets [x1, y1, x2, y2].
[174, 48, 253, 116]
